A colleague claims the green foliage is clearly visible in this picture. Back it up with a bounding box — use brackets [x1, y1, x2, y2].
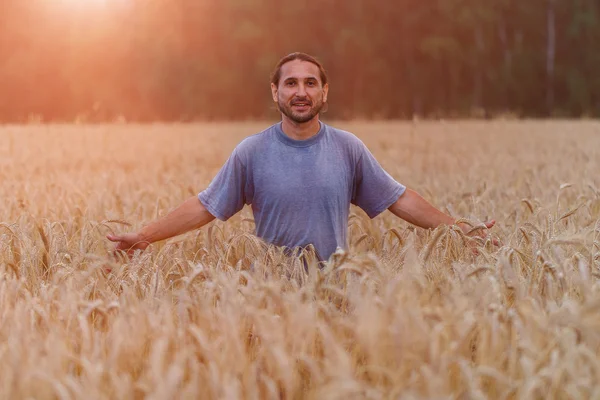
[0, 0, 598, 121]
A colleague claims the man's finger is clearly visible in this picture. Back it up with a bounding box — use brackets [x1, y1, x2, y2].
[481, 232, 500, 247]
[107, 234, 122, 243]
[485, 220, 496, 229]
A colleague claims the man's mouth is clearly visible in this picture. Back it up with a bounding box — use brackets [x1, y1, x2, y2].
[291, 101, 311, 110]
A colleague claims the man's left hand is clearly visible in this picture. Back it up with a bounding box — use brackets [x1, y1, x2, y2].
[456, 219, 500, 253]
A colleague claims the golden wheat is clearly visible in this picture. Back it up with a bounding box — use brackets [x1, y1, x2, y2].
[0, 120, 599, 399]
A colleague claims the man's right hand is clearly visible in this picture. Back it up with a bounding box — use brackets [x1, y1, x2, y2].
[104, 196, 215, 263]
[107, 232, 150, 257]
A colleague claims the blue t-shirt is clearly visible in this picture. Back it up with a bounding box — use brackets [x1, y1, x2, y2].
[198, 121, 406, 262]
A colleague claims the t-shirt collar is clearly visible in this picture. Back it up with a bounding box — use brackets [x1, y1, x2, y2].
[274, 120, 325, 148]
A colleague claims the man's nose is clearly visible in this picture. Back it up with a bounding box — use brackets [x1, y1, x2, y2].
[295, 83, 307, 96]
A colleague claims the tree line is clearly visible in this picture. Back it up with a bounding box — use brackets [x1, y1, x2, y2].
[0, 0, 599, 122]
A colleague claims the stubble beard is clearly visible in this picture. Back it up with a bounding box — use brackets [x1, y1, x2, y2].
[278, 96, 325, 123]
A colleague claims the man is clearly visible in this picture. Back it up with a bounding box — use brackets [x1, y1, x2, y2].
[107, 52, 496, 263]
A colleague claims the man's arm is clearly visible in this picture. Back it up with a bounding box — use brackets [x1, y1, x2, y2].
[388, 188, 455, 228]
[107, 195, 215, 255]
[388, 188, 496, 239]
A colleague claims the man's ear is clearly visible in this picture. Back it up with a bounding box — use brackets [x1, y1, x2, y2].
[271, 83, 278, 103]
[323, 83, 329, 103]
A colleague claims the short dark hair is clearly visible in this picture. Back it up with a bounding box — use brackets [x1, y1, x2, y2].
[270, 52, 328, 87]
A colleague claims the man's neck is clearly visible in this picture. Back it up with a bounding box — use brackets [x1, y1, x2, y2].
[280, 117, 321, 141]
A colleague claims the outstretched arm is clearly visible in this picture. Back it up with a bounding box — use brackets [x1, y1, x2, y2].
[107, 195, 215, 255]
[388, 188, 496, 240]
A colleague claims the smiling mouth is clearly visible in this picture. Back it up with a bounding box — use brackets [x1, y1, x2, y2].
[291, 102, 311, 109]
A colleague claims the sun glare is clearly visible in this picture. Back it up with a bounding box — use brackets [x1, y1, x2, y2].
[55, 0, 124, 10]
[60, 0, 110, 4]
[49, 0, 130, 17]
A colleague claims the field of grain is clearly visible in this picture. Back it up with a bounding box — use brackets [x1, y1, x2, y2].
[0, 120, 599, 399]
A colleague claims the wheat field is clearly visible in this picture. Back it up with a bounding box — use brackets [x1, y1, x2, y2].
[0, 120, 599, 399]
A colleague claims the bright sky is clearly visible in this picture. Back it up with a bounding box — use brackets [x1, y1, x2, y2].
[42, 0, 132, 23]
[52, 0, 129, 13]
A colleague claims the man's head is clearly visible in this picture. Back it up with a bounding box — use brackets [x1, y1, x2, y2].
[270, 52, 329, 124]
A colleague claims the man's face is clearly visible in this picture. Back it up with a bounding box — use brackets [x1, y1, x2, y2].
[271, 60, 329, 124]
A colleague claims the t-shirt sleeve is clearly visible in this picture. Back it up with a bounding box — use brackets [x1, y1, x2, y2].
[198, 148, 248, 221]
[351, 141, 406, 218]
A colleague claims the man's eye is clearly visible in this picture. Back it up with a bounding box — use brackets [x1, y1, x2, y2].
[307, 81, 316, 86]
[286, 81, 295, 86]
